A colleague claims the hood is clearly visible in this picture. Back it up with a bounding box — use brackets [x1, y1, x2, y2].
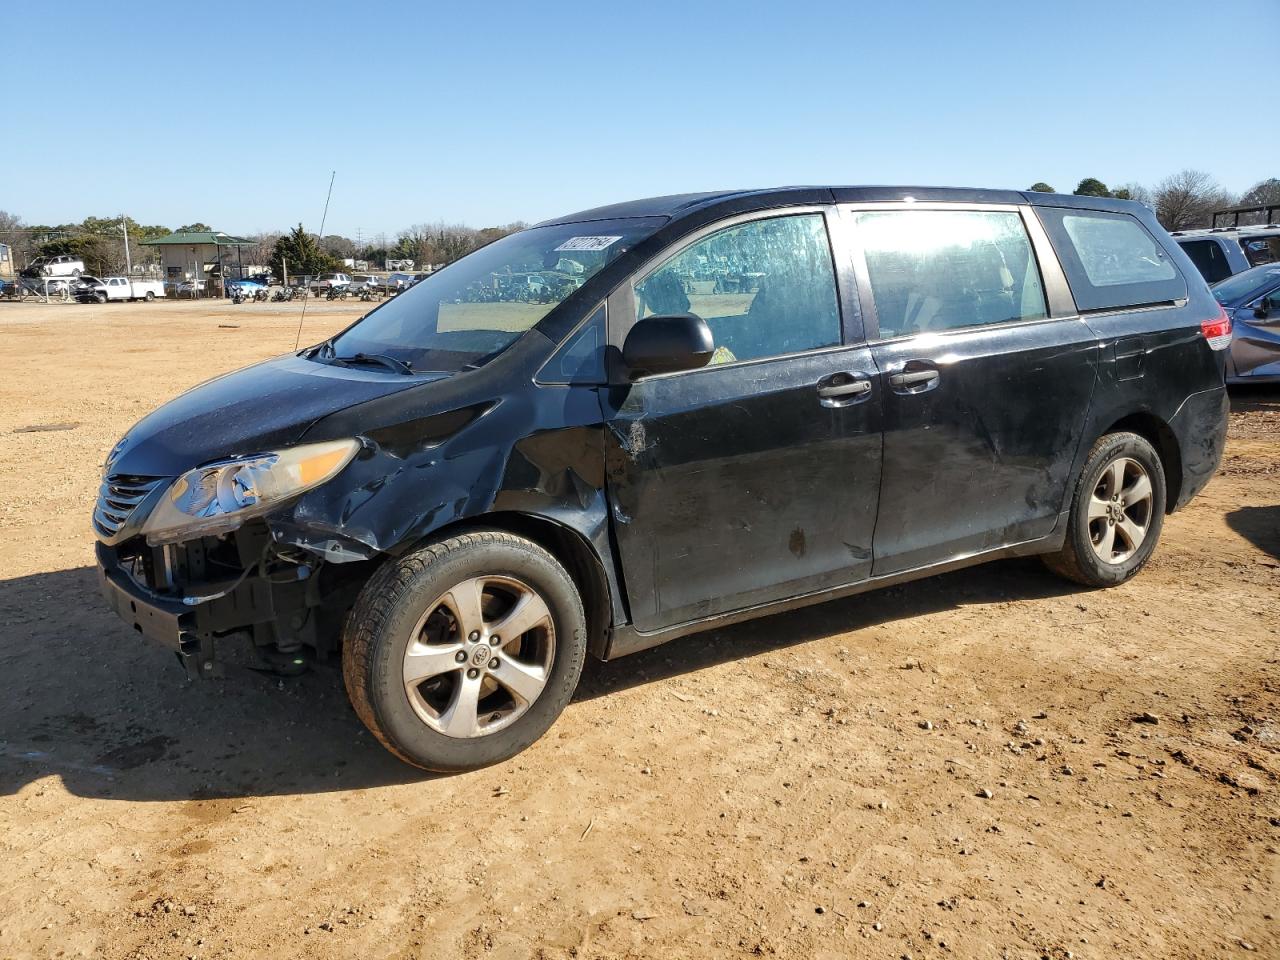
[108, 353, 441, 478]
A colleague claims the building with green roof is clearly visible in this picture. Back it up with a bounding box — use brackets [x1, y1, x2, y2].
[141, 230, 257, 295]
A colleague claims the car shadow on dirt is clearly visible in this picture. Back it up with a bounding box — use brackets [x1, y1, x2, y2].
[575, 556, 1078, 701]
[1225, 505, 1280, 560]
[0, 558, 1080, 801]
[1228, 382, 1280, 412]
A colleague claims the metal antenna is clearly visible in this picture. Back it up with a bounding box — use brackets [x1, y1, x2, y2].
[293, 170, 337, 351]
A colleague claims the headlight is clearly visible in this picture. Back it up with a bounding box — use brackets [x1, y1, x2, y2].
[141, 439, 360, 546]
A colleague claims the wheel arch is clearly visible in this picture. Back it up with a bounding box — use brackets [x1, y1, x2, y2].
[415, 511, 616, 660]
[1098, 411, 1182, 512]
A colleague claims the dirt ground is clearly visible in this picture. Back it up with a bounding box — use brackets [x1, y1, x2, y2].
[0, 298, 1276, 960]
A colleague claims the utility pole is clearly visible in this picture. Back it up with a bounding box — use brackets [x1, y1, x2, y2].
[121, 215, 132, 274]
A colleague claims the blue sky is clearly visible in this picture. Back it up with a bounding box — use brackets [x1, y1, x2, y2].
[3, 0, 1274, 239]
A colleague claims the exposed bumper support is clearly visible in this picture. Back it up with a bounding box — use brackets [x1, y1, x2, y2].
[97, 544, 213, 680]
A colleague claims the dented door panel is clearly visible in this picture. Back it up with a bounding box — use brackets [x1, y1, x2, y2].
[869, 320, 1100, 575]
[601, 347, 882, 633]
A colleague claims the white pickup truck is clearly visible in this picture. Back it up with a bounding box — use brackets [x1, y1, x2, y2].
[73, 276, 166, 303]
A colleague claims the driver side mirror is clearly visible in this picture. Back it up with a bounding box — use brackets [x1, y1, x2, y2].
[622, 314, 715, 378]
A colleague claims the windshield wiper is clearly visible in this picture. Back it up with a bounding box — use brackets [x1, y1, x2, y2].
[332, 352, 414, 375]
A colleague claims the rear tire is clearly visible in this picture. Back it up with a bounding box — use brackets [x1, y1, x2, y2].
[145, 291, 155, 301]
[342, 531, 587, 772]
[1042, 432, 1166, 587]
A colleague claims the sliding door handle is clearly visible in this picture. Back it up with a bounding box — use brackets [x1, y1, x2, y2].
[889, 369, 939, 388]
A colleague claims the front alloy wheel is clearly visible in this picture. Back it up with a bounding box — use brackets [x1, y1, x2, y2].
[343, 531, 586, 772]
[403, 575, 555, 739]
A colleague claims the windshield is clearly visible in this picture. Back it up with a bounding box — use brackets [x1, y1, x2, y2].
[1212, 265, 1280, 305]
[326, 218, 657, 373]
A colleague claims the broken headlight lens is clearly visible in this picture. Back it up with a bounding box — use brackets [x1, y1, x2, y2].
[141, 439, 360, 546]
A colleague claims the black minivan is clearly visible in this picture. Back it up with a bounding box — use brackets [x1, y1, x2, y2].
[96, 186, 1231, 771]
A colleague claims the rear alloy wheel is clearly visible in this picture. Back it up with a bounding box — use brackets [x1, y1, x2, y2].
[1086, 457, 1154, 565]
[342, 531, 586, 772]
[145, 291, 155, 301]
[1043, 432, 1166, 587]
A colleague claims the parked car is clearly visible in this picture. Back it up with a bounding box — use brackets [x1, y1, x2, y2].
[72, 275, 166, 303]
[1210, 263, 1280, 383]
[225, 278, 267, 299]
[380, 271, 418, 294]
[1173, 225, 1280, 284]
[170, 279, 207, 298]
[21, 254, 86, 278]
[349, 274, 380, 293]
[95, 186, 1229, 772]
[310, 272, 352, 295]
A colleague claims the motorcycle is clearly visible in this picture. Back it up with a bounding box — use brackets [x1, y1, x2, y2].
[325, 286, 349, 301]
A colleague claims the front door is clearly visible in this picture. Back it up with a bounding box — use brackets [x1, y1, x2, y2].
[846, 204, 1099, 575]
[602, 211, 883, 632]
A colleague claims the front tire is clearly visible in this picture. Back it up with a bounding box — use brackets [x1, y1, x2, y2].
[1043, 432, 1166, 587]
[342, 531, 587, 772]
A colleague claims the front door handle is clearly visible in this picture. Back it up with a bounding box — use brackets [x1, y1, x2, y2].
[817, 379, 872, 399]
[889, 369, 939, 388]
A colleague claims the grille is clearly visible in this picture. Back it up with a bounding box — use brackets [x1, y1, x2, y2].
[93, 474, 165, 541]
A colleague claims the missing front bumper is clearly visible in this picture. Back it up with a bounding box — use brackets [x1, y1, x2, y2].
[97, 549, 217, 680]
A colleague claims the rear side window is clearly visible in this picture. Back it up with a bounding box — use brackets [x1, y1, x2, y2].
[856, 209, 1047, 339]
[1240, 235, 1280, 268]
[1038, 208, 1186, 312]
[1179, 239, 1234, 284]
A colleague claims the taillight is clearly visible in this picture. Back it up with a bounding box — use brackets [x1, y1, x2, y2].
[1201, 307, 1233, 351]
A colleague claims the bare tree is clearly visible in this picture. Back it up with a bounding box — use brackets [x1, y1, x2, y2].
[0, 210, 35, 265]
[1236, 178, 1280, 224]
[1113, 182, 1154, 208]
[246, 232, 282, 270]
[1153, 169, 1235, 231]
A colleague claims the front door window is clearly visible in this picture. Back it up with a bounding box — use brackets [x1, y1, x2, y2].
[633, 213, 842, 364]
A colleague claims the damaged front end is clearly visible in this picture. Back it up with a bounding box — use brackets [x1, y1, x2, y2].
[96, 519, 367, 680]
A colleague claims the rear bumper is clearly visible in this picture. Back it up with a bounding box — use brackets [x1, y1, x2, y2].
[1168, 385, 1229, 511]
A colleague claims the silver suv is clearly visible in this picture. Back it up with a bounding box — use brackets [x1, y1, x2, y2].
[1173, 225, 1280, 283]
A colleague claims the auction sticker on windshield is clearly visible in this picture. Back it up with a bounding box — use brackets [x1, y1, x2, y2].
[555, 236, 622, 252]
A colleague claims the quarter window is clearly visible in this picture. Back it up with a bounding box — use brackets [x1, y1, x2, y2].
[1037, 208, 1186, 312]
[633, 213, 841, 365]
[856, 210, 1047, 339]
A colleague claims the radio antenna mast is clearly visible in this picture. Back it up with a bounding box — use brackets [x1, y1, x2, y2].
[293, 170, 336, 351]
